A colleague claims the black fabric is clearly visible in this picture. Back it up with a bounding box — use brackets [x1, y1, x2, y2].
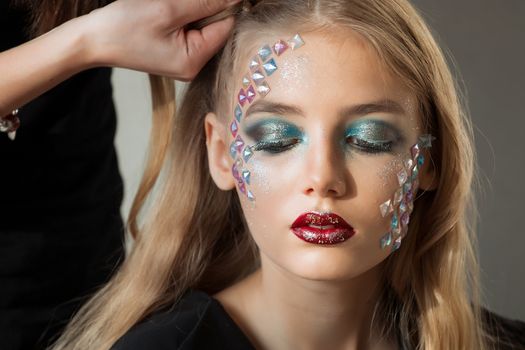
[112, 290, 255, 350]
[113, 290, 525, 350]
[0, 2, 125, 349]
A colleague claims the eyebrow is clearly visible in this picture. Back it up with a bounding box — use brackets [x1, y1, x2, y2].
[244, 99, 406, 119]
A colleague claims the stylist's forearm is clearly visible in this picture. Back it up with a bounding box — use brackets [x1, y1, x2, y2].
[0, 16, 95, 116]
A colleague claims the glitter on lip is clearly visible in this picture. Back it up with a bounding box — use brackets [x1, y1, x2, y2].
[290, 212, 355, 245]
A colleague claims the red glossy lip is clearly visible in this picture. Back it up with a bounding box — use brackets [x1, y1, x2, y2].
[291, 212, 355, 245]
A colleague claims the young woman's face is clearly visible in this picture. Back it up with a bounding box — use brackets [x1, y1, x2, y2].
[217, 29, 429, 281]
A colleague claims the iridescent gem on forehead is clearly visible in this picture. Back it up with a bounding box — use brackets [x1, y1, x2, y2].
[242, 146, 254, 163]
[258, 44, 272, 62]
[411, 143, 420, 158]
[235, 105, 243, 122]
[246, 85, 256, 103]
[234, 135, 245, 153]
[397, 169, 408, 186]
[380, 232, 392, 249]
[238, 88, 247, 106]
[379, 199, 393, 217]
[230, 120, 238, 137]
[262, 58, 278, 76]
[251, 70, 265, 85]
[247, 190, 255, 201]
[419, 134, 436, 148]
[256, 81, 271, 97]
[242, 169, 251, 185]
[242, 74, 251, 87]
[249, 56, 260, 72]
[288, 34, 305, 50]
[273, 39, 288, 56]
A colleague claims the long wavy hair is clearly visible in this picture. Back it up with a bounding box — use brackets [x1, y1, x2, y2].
[52, 1, 486, 349]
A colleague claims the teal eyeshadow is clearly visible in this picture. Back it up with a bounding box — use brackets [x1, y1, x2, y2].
[344, 119, 400, 144]
[243, 118, 305, 142]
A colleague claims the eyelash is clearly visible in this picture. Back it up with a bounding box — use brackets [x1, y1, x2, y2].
[346, 136, 393, 154]
[252, 138, 301, 154]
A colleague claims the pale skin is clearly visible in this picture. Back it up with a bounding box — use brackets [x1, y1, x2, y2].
[0, 0, 240, 115]
[206, 29, 437, 350]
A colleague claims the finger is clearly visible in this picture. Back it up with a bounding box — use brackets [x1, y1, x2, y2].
[184, 16, 235, 70]
[175, 0, 242, 24]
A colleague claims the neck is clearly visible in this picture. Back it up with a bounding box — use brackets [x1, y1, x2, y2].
[217, 257, 389, 350]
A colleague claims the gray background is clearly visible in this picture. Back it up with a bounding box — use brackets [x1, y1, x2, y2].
[111, 0, 525, 320]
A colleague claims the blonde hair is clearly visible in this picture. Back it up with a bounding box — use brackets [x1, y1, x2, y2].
[52, 1, 487, 349]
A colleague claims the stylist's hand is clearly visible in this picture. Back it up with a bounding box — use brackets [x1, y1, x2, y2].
[83, 0, 241, 80]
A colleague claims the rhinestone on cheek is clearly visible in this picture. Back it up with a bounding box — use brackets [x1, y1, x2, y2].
[242, 170, 251, 185]
[401, 212, 410, 226]
[397, 169, 408, 186]
[379, 199, 392, 217]
[230, 120, 238, 137]
[380, 232, 393, 249]
[234, 105, 243, 122]
[243, 146, 254, 163]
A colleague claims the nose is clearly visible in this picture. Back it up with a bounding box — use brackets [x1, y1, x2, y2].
[302, 135, 347, 198]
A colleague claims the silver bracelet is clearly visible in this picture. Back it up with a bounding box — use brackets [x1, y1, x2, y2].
[0, 109, 20, 141]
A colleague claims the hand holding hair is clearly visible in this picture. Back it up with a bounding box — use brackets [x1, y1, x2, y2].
[84, 0, 242, 79]
[0, 0, 241, 116]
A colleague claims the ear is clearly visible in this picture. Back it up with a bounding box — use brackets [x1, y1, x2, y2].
[418, 149, 439, 191]
[205, 112, 236, 190]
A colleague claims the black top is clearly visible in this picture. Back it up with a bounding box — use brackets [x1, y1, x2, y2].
[113, 290, 525, 350]
[112, 291, 255, 350]
[0, 2, 124, 349]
